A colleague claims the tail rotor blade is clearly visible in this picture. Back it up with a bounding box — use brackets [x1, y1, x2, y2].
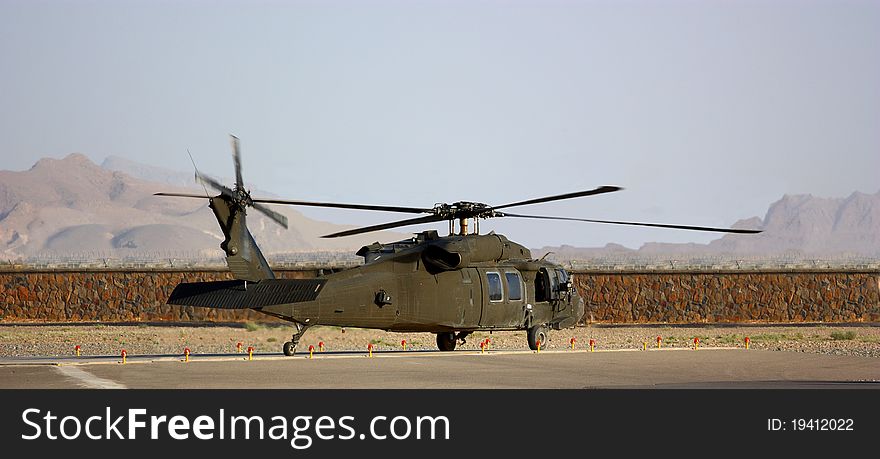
[153, 192, 212, 199]
[231, 135, 243, 190]
[252, 202, 289, 229]
[196, 172, 236, 198]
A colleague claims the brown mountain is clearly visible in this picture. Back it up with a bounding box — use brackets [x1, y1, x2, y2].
[707, 192, 880, 255]
[536, 190, 880, 261]
[0, 154, 405, 259]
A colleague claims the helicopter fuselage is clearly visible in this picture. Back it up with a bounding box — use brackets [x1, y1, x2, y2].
[258, 231, 585, 335]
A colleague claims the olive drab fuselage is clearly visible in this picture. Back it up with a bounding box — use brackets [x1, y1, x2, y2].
[259, 231, 585, 333]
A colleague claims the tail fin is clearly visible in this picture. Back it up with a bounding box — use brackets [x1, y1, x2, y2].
[210, 195, 275, 281]
[155, 135, 286, 281]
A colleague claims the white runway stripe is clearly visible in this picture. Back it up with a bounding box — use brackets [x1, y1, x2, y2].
[55, 365, 127, 389]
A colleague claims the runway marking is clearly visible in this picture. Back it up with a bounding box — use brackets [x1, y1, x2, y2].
[0, 346, 746, 367]
[55, 365, 127, 389]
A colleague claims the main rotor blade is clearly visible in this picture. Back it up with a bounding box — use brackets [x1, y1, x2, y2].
[231, 135, 243, 190]
[196, 172, 236, 198]
[501, 213, 762, 234]
[252, 198, 433, 214]
[252, 202, 289, 229]
[321, 214, 445, 238]
[153, 192, 212, 198]
[490, 186, 622, 211]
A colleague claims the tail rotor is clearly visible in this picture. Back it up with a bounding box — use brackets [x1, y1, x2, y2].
[185, 135, 289, 229]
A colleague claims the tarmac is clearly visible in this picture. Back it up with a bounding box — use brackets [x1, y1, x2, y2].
[1, 347, 879, 389]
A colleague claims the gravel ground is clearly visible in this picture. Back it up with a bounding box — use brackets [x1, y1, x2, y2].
[1, 322, 879, 358]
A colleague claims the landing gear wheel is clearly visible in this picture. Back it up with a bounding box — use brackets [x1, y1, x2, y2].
[282, 341, 297, 356]
[436, 332, 456, 351]
[527, 324, 549, 351]
[284, 323, 308, 357]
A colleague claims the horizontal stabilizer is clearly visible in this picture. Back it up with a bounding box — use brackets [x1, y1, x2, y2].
[167, 279, 326, 309]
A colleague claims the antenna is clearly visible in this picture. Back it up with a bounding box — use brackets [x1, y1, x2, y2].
[187, 149, 210, 198]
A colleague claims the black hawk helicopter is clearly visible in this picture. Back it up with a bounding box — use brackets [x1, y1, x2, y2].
[156, 136, 760, 353]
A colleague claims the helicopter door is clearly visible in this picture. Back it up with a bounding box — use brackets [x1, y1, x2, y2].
[478, 268, 523, 328]
[458, 268, 481, 328]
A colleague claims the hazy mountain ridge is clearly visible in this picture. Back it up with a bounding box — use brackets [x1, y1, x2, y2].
[3, 154, 878, 261]
[0, 154, 404, 259]
[536, 190, 880, 261]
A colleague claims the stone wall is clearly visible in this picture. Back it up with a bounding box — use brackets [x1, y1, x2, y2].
[1, 268, 878, 323]
[0, 270, 317, 323]
[576, 271, 880, 323]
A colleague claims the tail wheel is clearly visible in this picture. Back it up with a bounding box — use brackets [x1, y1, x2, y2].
[527, 324, 549, 351]
[436, 332, 456, 351]
[282, 341, 296, 356]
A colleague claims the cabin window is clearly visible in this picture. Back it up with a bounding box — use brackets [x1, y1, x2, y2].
[486, 272, 503, 302]
[505, 272, 522, 301]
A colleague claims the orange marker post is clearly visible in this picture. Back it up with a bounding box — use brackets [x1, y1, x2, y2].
[570, 337, 576, 350]
[693, 337, 700, 350]
[236, 342, 243, 354]
[120, 349, 127, 365]
[589, 339, 595, 352]
[657, 336, 662, 349]
[368, 343, 374, 358]
[318, 341, 325, 352]
[247, 346, 254, 361]
[401, 339, 407, 351]
[184, 347, 190, 363]
[643, 342, 647, 351]
[308, 345, 315, 359]
[744, 337, 750, 350]
[74, 345, 81, 357]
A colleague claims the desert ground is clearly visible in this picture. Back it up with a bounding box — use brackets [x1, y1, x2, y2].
[1, 322, 878, 358]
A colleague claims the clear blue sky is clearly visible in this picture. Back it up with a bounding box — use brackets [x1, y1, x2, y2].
[2, 0, 878, 249]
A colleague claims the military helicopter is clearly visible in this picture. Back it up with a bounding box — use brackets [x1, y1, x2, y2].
[156, 136, 760, 353]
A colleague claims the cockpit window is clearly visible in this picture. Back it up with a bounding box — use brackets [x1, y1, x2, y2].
[556, 269, 569, 285]
[556, 269, 573, 295]
[547, 268, 559, 293]
[487, 272, 503, 302]
[505, 272, 522, 301]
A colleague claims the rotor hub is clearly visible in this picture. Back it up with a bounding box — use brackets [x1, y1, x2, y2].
[235, 187, 253, 208]
[431, 201, 496, 220]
